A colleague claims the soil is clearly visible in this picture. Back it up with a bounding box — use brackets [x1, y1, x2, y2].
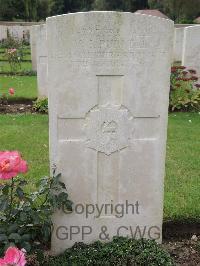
[0, 101, 35, 114]
[163, 237, 200, 265]
[162, 222, 200, 265]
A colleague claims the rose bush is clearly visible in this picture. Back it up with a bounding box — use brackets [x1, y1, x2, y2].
[4, 48, 21, 72]
[0, 88, 15, 104]
[0, 151, 27, 180]
[0, 151, 72, 255]
[0, 247, 26, 266]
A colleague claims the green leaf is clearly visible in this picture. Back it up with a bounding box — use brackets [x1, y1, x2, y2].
[19, 180, 28, 186]
[7, 224, 19, 234]
[21, 234, 31, 242]
[59, 181, 66, 189]
[16, 187, 24, 199]
[21, 241, 31, 252]
[8, 233, 21, 242]
[0, 234, 8, 242]
[19, 212, 27, 222]
[58, 192, 68, 201]
[2, 185, 9, 195]
[0, 198, 9, 211]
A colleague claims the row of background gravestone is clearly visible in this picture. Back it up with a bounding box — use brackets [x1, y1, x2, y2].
[32, 22, 200, 99]
[174, 25, 200, 79]
[0, 21, 42, 43]
[1, 21, 200, 98]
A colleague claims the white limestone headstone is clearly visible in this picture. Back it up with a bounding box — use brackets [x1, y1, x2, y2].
[47, 12, 174, 254]
[182, 25, 200, 78]
[30, 26, 38, 71]
[0, 25, 7, 41]
[173, 27, 184, 63]
[36, 24, 48, 98]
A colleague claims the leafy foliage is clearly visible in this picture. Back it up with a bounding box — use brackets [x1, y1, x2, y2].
[42, 237, 174, 265]
[0, 0, 50, 21]
[170, 66, 200, 112]
[0, 34, 28, 72]
[0, 0, 200, 22]
[148, 0, 200, 23]
[0, 170, 72, 255]
[33, 98, 48, 113]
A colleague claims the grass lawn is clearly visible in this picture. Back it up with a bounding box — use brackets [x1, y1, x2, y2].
[0, 47, 30, 53]
[0, 53, 31, 61]
[0, 114, 49, 181]
[165, 112, 200, 221]
[0, 112, 199, 222]
[0, 75, 37, 101]
[0, 61, 32, 73]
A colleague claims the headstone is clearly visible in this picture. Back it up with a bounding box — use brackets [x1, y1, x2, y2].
[8, 25, 23, 39]
[36, 24, 48, 98]
[30, 26, 38, 71]
[173, 27, 184, 62]
[182, 25, 200, 78]
[47, 12, 174, 255]
[0, 25, 7, 41]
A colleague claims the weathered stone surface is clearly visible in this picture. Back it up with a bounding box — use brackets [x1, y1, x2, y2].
[36, 24, 48, 98]
[47, 12, 174, 254]
[173, 27, 184, 62]
[182, 25, 200, 78]
[0, 25, 7, 41]
[0, 21, 41, 40]
[30, 26, 38, 71]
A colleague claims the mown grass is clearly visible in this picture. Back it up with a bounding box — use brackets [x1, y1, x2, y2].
[0, 114, 49, 181]
[0, 61, 32, 72]
[0, 75, 37, 101]
[164, 112, 200, 221]
[0, 112, 199, 221]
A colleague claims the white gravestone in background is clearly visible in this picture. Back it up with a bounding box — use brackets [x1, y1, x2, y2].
[47, 12, 174, 254]
[173, 27, 184, 63]
[36, 24, 48, 98]
[182, 25, 200, 78]
[0, 26, 7, 41]
[30, 26, 38, 71]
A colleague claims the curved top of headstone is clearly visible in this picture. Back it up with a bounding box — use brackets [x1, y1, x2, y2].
[47, 11, 173, 24]
[184, 24, 200, 31]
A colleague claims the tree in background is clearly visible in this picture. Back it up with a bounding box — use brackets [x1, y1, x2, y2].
[37, 0, 50, 20]
[0, 0, 24, 20]
[49, 0, 93, 15]
[180, 0, 200, 23]
[92, 0, 148, 11]
[24, 0, 38, 21]
[0, 0, 49, 21]
[148, 0, 164, 9]
[0, 0, 199, 22]
[49, 0, 65, 15]
[148, 0, 200, 23]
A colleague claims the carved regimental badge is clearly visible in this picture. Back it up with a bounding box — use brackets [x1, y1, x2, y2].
[85, 105, 134, 155]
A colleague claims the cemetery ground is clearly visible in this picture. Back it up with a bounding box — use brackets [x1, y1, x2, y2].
[0, 112, 200, 265]
[0, 47, 200, 265]
[0, 112, 199, 223]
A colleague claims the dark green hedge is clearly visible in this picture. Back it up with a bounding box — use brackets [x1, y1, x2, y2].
[41, 237, 174, 266]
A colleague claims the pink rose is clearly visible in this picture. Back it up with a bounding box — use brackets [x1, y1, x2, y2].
[0, 247, 26, 266]
[9, 88, 15, 95]
[0, 151, 28, 180]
